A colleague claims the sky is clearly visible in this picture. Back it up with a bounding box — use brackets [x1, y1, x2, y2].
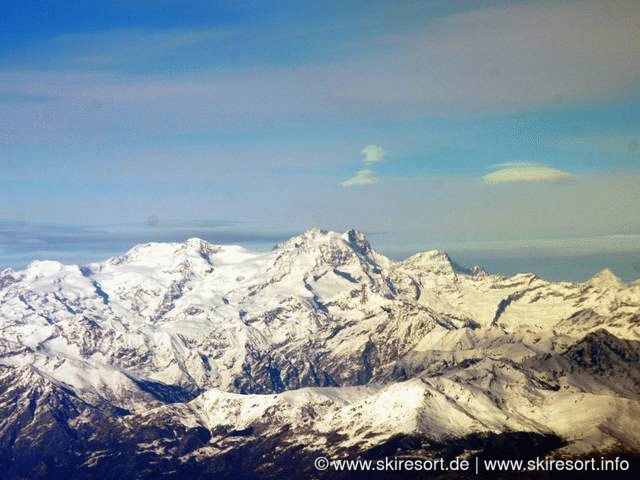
[1, 0, 640, 282]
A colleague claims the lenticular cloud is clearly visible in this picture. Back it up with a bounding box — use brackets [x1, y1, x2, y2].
[483, 164, 577, 184]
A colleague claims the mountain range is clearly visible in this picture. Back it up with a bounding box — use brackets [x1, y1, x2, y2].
[1, 229, 639, 479]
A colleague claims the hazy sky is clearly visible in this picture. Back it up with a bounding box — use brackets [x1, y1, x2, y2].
[1, 0, 640, 280]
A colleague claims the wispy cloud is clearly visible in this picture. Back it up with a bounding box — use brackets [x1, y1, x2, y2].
[1, 28, 239, 71]
[361, 145, 386, 163]
[483, 164, 577, 184]
[341, 169, 379, 187]
[341, 144, 386, 186]
[2, 0, 638, 145]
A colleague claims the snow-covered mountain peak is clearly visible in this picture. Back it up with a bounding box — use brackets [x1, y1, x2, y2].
[25, 259, 70, 275]
[270, 228, 381, 273]
[343, 228, 373, 256]
[472, 265, 488, 277]
[183, 237, 218, 257]
[275, 228, 346, 250]
[104, 238, 259, 272]
[273, 228, 331, 248]
[399, 249, 458, 275]
[22, 260, 85, 285]
[183, 238, 258, 266]
[589, 267, 624, 290]
[274, 228, 371, 252]
[108, 241, 187, 267]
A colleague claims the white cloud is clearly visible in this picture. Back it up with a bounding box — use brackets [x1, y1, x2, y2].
[340, 146, 385, 188]
[483, 164, 577, 184]
[341, 169, 379, 187]
[361, 145, 386, 163]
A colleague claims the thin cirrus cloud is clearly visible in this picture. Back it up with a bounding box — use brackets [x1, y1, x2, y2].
[0, 28, 240, 70]
[482, 163, 578, 184]
[2, 0, 639, 145]
[341, 169, 379, 187]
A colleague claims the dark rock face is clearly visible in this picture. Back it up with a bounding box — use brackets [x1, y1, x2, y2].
[0, 366, 107, 480]
[565, 329, 640, 370]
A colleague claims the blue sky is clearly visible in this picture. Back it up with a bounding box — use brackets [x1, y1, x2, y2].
[1, 0, 640, 281]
